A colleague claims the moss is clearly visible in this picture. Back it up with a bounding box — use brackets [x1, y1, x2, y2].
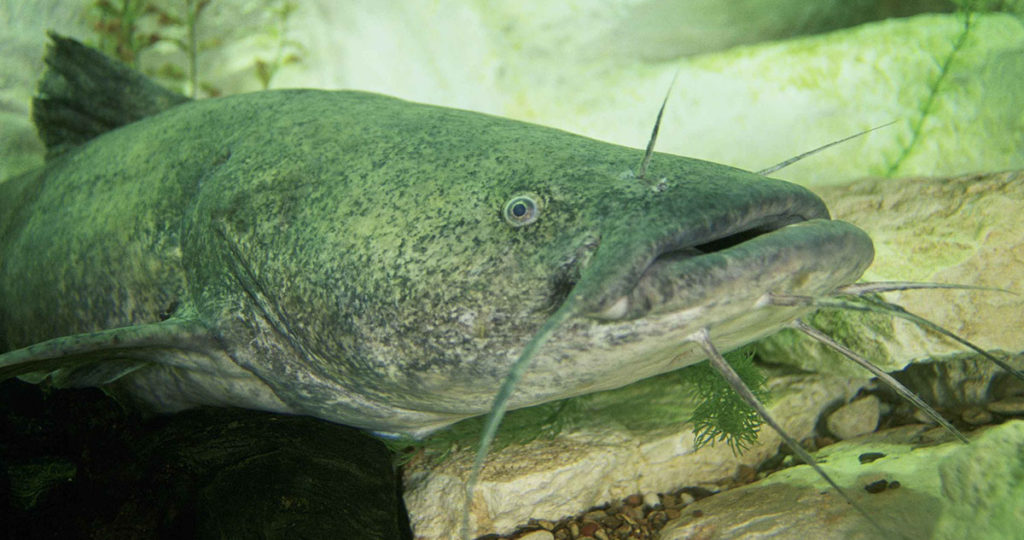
[386, 347, 766, 464]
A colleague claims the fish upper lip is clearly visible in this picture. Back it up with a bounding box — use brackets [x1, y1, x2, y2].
[585, 203, 872, 322]
[653, 212, 812, 262]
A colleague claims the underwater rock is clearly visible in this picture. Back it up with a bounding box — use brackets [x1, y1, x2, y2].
[987, 396, 1024, 416]
[0, 380, 410, 540]
[402, 374, 864, 538]
[933, 419, 1024, 540]
[657, 423, 952, 540]
[406, 334, 1024, 538]
[516, 530, 554, 540]
[826, 395, 881, 440]
[657, 420, 1024, 540]
[758, 170, 1024, 375]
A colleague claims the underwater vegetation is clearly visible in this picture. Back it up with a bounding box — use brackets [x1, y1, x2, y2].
[87, 0, 304, 96]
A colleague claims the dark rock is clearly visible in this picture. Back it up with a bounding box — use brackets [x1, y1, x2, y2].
[1, 379, 411, 539]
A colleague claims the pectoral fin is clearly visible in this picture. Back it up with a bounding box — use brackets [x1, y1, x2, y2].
[0, 318, 221, 386]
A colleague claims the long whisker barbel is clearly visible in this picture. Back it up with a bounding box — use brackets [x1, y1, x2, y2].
[790, 318, 968, 443]
[769, 288, 1024, 382]
[689, 328, 896, 538]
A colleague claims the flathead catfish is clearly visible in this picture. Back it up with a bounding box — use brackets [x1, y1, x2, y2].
[1, 35, 873, 439]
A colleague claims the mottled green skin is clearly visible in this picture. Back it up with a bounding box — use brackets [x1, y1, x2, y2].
[0, 89, 872, 436]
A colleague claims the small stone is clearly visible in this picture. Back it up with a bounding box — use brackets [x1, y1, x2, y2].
[888, 480, 901, 489]
[643, 491, 660, 508]
[914, 408, 940, 425]
[864, 479, 889, 493]
[625, 493, 643, 506]
[569, 522, 580, 537]
[799, 436, 818, 452]
[987, 396, 1024, 415]
[593, 529, 610, 540]
[815, 435, 837, 448]
[583, 510, 607, 522]
[677, 492, 696, 505]
[827, 395, 881, 440]
[518, 530, 555, 540]
[659, 493, 675, 507]
[665, 508, 681, 520]
[734, 464, 756, 484]
[961, 405, 993, 425]
[580, 521, 599, 537]
[858, 451, 886, 464]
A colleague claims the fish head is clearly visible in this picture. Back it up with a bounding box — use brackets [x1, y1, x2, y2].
[186, 91, 873, 435]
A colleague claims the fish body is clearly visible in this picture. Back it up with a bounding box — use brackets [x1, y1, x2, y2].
[0, 36, 872, 439]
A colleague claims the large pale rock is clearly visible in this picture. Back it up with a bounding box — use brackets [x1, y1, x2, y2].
[658, 420, 1024, 540]
[758, 171, 1024, 376]
[406, 350, 1024, 539]
[402, 374, 865, 539]
[483, 13, 1024, 186]
[4, 6, 1023, 186]
[934, 420, 1024, 540]
[284, 8, 1022, 186]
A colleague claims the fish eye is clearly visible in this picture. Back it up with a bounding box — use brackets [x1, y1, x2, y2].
[503, 195, 540, 227]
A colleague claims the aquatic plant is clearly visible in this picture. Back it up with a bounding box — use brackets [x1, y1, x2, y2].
[89, 0, 213, 96]
[89, 0, 161, 67]
[88, 0, 303, 97]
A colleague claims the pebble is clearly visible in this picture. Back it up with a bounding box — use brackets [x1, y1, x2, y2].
[961, 405, 993, 425]
[535, 520, 555, 531]
[649, 510, 668, 528]
[495, 485, 735, 540]
[626, 505, 644, 521]
[734, 464, 756, 485]
[601, 514, 622, 529]
[858, 452, 886, 464]
[987, 396, 1024, 415]
[913, 408, 940, 425]
[864, 479, 889, 493]
[827, 395, 881, 440]
[643, 491, 660, 508]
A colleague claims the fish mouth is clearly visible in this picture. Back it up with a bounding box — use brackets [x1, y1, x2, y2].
[586, 215, 874, 322]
